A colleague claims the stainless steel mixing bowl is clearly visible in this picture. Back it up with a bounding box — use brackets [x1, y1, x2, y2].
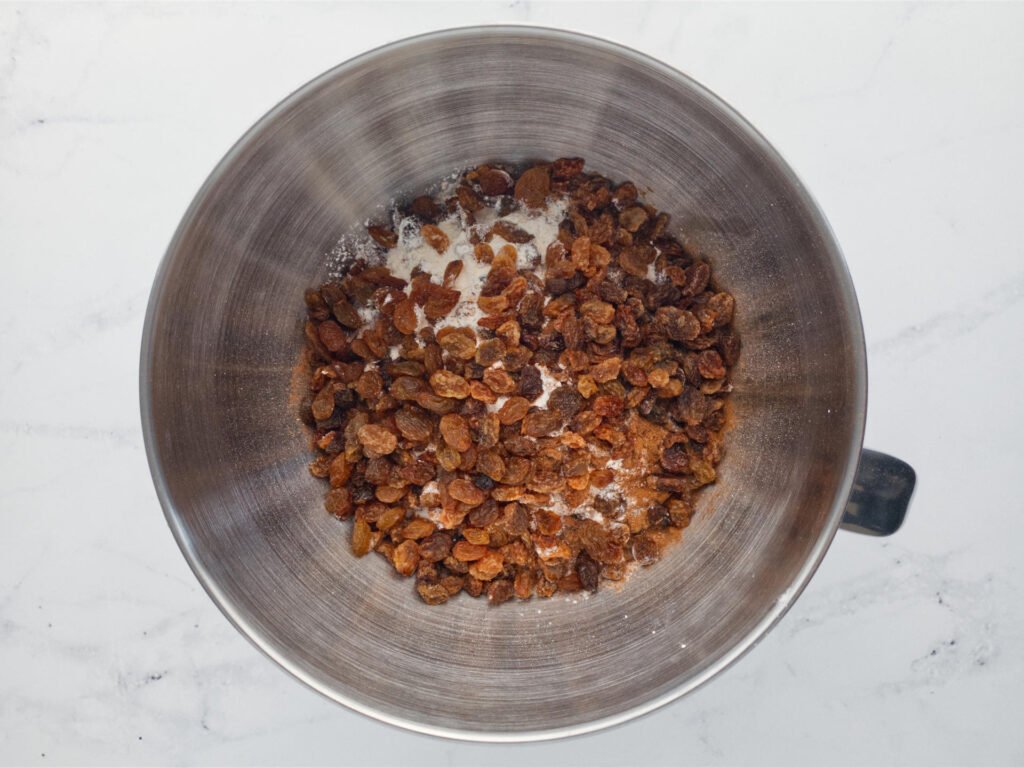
[140, 26, 915, 741]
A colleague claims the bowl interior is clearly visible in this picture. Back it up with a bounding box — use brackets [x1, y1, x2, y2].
[143, 28, 864, 739]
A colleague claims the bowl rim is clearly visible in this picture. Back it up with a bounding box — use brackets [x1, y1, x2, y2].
[139, 23, 867, 743]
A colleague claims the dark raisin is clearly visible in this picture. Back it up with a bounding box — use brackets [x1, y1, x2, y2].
[681, 262, 711, 297]
[487, 579, 514, 605]
[552, 157, 585, 179]
[648, 505, 671, 528]
[410, 195, 441, 222]
[457, 184, 484, 212]
[547, 385, 584, 418]
[517, 365, 544, 401]
[472, 473, 496, 491]
[476, 166, 513, 196]
[504, 436, 538, 457]
[576, 551, 600, 592]
[468, 500, 500, 528]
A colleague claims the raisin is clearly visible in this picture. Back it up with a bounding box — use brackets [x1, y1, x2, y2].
[497, 396, 531, 424]
[490, 220, 533, 244]
[707, 292, 735, 327]
[482, 368, 516, 394]
[448, 478, 486, 506]
[421, 224, 450, 254]
[477, 166, 513, 196]
[475, 338, 505, 367]
[357, 424, 397, 457]
[389, 376, 424, 401]
[619, 244, 656, 278]
[648, 505, 671, 528]
[552, 157, 585, 179]
[476, 450, 506, 482]
[468, 500, 501, 528]
[521, 409, 563, 437]
[429, 370, 470, 399]
[392, 299, 417, 335]
[416, 581, 449, 605]
[311, 385, 336, 422]
[439, 413, 472, 451]
[367, 225, 398, 249]
[401, 518, 436, 540]
[473, 412, 498, 450]
[514, 166, 550, 209]
[514, 569, 536, 599]
[457, 184, 485, 212]
[619, 206, 649, 233]
[612, 181, 638, 206]
[474, 242, 495, 264]
[331, 298, 362, 329]
[656, 307, 701, 342]
[719, 331, 741, 366]
[590, 357, 621, 383]
[697, 350, 726, 379]
[576, 551, 600, 592]
[660, 443, 690, 474]
[442, 260, 464, 288]
[317, 321, 348, 353]
[324, 488, 353, 518]
[392, 540, 420, 576]
[393, 408, 432, 443]
[464, 576, 485, 597]
[680, 262, 710, 297]
[487, 579, 514, 605]
[591, 395, 624, 418]
[354, 369, 384, 401]
[423, 285, 461, 321]
[631, 534, 661, 566]
[414, 391, 457, 415]
[418, 532, 453, 563]
[351, 519, 372, 557]
[469, 550, 504, 581]
[472, 473, 496, 491]
[517, 365, 544, 401]
[580, 300, 615, 324]
[504, 436, 538, 457]
[410, 195, 441, 222]
[453, 541, 488, 561]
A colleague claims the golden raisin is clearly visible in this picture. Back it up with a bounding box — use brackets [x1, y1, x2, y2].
[439, 413, 472, 452]
[393, 540, 421, 576]
[392, 298, 417, 335]
[357, 424, 397, 457]
[497, 396, 530, 424]
[469, 550, 505, 581]
[453, 541, 488, 561]
[448, 478, 486, 506]
[401, 518, 435, 541]
[421, 224, 450, 254]
[351, 519, 372, 557]
[429, 370, 470, 399]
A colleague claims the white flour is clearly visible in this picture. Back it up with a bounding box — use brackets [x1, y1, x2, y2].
[533, 365, 563, 409]
[373, 200, 567, 334]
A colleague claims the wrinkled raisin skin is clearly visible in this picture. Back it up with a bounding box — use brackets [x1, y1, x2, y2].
[300, 157, 738, 607]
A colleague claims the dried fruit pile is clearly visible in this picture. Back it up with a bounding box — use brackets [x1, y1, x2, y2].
[299, 158, 739, 605]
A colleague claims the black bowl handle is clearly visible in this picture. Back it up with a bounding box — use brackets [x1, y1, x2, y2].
[840, 449, 916, 536]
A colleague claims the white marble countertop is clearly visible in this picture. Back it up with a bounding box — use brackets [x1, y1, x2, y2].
[2, 2, 1022, 765]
